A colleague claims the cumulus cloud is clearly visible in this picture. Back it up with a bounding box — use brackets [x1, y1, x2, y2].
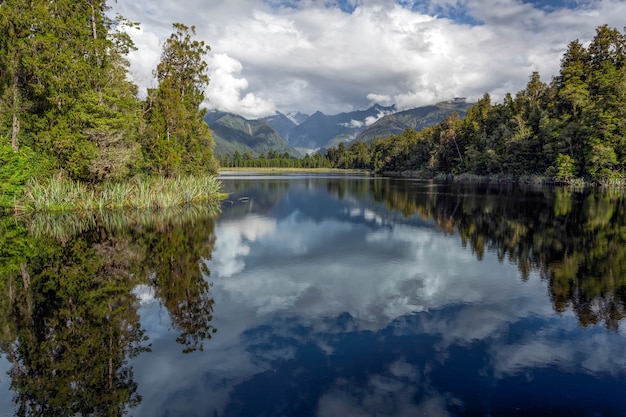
[111, 0, 625, 116]
[122, 25, 161, 94]
[367, 93, 394, 107]
[206, 53, 276, 118]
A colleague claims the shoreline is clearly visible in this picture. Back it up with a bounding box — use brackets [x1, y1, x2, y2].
[217, 167, 626, 187]
[6, 174, 225, 214]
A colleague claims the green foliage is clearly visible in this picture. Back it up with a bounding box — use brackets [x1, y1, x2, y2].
[18, 174, 222, 212]
[1, 3, 218, 206]
[318, 25, 626, 184]
[0, 144, 53, 207]
[142, 23, 216, 177]
[554, 153, 576, 183]
[219, 150, 331, 169]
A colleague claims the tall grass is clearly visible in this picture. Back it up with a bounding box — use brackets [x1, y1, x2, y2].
[17, 174, 223, 213]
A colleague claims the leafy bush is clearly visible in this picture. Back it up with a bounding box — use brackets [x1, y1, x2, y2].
[0, 144, 47, 208]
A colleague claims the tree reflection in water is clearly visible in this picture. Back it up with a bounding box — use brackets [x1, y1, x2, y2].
[365, 181, 626, 330]
[0, 205, 219, 415]
[2, 177, 626, 415]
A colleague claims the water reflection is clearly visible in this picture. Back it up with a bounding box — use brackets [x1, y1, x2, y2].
[367, 181, 626, 330]
[222, 176, 626, 329]
[0, 205, 219, 415]
[1, 176, 626, 416]
[200, 176, 626, 416]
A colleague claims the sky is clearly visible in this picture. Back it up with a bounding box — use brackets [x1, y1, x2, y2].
[110, 0, 626, 119]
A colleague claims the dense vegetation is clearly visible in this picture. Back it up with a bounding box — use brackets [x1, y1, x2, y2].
[219, 149, 331, 168]
[330, 25, 626, 184]
[228, 25, 626, 185]
[0, 0, 217, 209]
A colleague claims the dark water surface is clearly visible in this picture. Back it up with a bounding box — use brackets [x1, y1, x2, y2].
[2, 173, 626, 416]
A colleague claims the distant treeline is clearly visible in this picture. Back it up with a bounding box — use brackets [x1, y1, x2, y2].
[218, 149, 332, 169]
[224, 25, 626, 185]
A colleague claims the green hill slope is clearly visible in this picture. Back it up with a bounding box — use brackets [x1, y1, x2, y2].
[355, 101, 471, 143]
[205, 112, 302, 158]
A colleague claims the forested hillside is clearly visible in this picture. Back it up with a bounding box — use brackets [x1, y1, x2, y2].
[0, 0, 217, 207]
[205, 112, 301, 158]
[354, 101, 471, 143]
[324, 25, 626, 184]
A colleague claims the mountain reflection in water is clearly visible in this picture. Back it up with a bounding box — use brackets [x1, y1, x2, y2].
[1, 174, 626, 416]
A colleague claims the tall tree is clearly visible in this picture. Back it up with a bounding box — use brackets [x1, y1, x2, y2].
[549, 39, 590, 177]
[142, 23, 216, 176]
[0, 0, 31, 152]
[582, 25, 626, 180]
[0, 1, 141, 182]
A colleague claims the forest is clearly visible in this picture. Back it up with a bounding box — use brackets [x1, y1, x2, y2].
[0, 0, 217, 209]
[329, 25, 626, 184]
[224, 25, 626, 185]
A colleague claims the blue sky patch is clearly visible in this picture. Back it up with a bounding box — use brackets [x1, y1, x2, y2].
[402, 0, 484, 26]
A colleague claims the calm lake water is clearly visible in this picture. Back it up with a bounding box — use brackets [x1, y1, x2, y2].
[1, 173, 626, 416]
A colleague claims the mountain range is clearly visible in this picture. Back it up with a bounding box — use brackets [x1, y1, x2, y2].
[205, 99, 472, 157]
[204, 112, 302, 157]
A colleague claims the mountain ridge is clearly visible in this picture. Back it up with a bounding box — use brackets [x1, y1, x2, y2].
[206, 100, 473, 156]
[355, 100, 471, 143]
[204, 112, 301, 158]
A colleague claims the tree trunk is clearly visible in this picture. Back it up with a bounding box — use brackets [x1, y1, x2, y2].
[11, 75, 20, 152]
[90, 2, 102, 68]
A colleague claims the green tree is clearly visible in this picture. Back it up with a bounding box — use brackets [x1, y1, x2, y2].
[0, 0, 142, 182]
[0, 0, 31, 152]
[554, 153, 576, 183]
[581, 25, 626, 181]
[142, 23, 216, 176]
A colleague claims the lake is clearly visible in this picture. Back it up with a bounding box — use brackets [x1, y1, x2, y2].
[1, 173, 626, 416]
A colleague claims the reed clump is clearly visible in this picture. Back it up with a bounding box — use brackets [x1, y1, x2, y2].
[17, 174, 223, 213]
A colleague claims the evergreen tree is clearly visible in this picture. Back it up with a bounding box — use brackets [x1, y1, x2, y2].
[582, 25, 626, 180]
[0, 0, 142, 182]
[142, 23, 216, 176]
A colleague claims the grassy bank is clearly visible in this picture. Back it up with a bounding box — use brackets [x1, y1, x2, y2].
[15, 174, 224, 213]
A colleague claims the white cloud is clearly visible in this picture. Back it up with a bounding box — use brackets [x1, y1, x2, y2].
[111, 0, 625, 116]
[123, 26, 160, 95]
[365, 108, 395, 126]
[367, 93, 394, 107]
[206, 53, 276, 118]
